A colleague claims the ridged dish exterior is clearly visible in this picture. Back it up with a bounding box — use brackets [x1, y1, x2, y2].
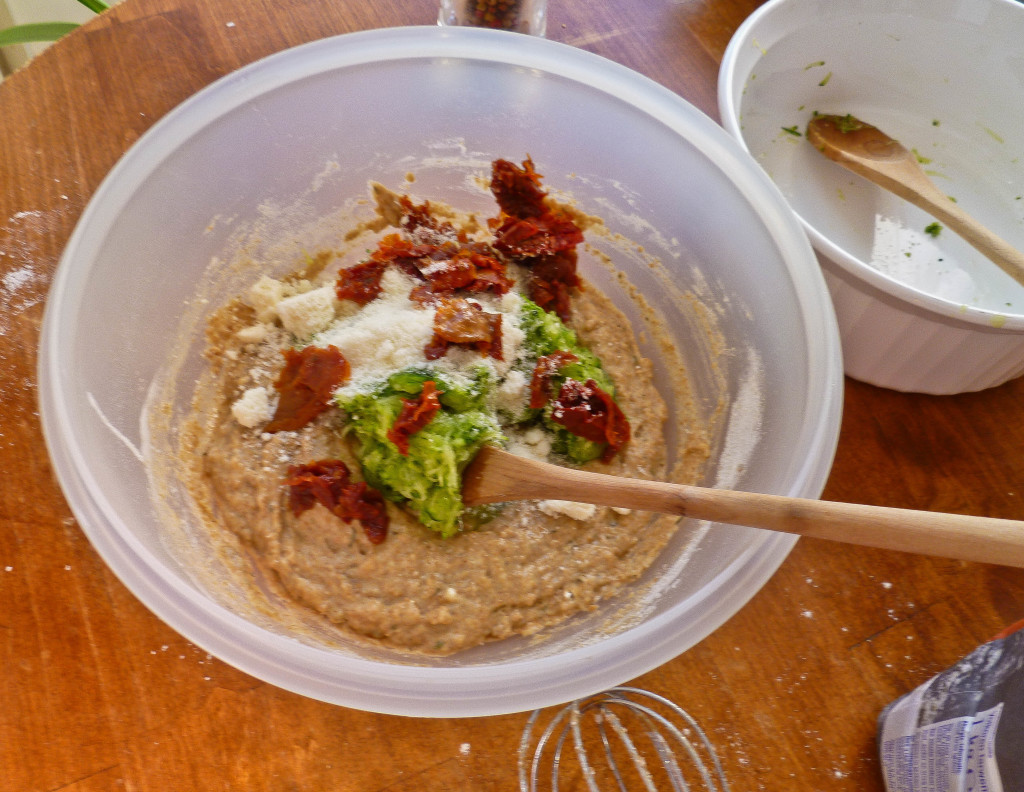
[820, 258, 1024, 394]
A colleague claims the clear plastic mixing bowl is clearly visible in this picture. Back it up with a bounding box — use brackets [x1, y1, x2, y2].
[39, 26, 842, 716]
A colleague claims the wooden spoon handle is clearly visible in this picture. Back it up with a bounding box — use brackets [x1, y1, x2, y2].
[467, 451, 1024, 567]
[909, 189, 1024, 287]
[848, 156, 1024, 288]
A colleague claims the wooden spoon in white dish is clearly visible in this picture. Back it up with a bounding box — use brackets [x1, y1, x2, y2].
[805, 113, 1024, 289]
[462, 445, 1024, 568]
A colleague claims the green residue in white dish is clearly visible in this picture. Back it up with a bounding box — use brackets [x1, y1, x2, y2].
[979, 125, 1005, 144]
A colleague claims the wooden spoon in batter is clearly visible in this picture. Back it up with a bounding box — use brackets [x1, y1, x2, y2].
[805, 113, 1024, 288]
[462, 445, 1024, 568]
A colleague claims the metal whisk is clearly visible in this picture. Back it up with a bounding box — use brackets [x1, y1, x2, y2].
[519, 687, 730, 792]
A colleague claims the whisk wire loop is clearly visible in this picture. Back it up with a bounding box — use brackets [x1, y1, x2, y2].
[519, 687, 730, 792]
[599, 706, 660, 792]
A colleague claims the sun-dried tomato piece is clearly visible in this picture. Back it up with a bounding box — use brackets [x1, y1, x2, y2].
[337, 233, 444, 305]
[386, 380, 443, 455]
[491, 158, 547, 219]
[489, 159, 584, 320]
[336, 259, 387, 305]
[399, 196, 437, 232]
[342, 483, 389, 544]
[409, 282, 441, 307]
[549, 378, 631, 462]
[492, 211, 584, 258]
[527, 250, 581, 322]
[423, 335, 451, 360]
[418, 248, 515, 296]
[433, 298, 492, 342]
[346, 224, 515, 312]
[491, 217, 539, 251]
[284, 459, 389, 544]
[399, 195, 455, 235]
[420, 255, 477, 293]
[464, 249, 514, 295]
[469, 267, 515, 296]
[284, 459, 349, 515]
[464, 246, 505, 272]
[265, 345, 350, 433]
[529, 351, 579, 409]
[370, 233, 435, 280]
[427, 298, 503, 360]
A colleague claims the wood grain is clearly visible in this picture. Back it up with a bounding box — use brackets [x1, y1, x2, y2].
[2, 0, 1023, 790]
[463, 447, 1024, 567]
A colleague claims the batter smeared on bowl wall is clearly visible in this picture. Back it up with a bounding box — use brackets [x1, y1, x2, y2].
[182, 158, 709, 655]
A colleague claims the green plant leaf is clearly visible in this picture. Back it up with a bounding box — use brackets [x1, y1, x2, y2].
[0, 22, 80, 46]
[76, 0, 110, 11]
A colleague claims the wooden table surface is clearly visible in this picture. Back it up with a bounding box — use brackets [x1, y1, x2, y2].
[3, 0, 1024, 789]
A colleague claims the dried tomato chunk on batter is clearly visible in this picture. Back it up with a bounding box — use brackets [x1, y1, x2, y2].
[489, 158, 585, 321]
[284, 459, 389, 544]
[374, 233, 438, 280]
[492, 211, 584, 258]
[549, 378, 631, 463]
[398, 195, 456, 235]
[336, 259, 387, 305]
[526, 251, 581, 322]
[529, 350, 579, 409]
[387, 380, 443, 455]
[426, 298, 503, 361]
[467, 263, 516, 296]
[335, 234, 430, 305]
[340, 228, 513, 309]
[265, 345, 350, 433]
[420, 252, 476, 292]
[412, 246, 514, 302]
[491, 157, 547, 219]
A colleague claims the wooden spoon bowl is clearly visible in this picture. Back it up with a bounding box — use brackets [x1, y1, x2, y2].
[805, 114, 1024, 288]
